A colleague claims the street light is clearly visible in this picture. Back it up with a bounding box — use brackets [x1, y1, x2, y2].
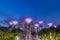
[15, 36, 20, 40]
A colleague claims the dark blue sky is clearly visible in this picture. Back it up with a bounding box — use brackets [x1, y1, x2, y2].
[0, 0, 60, 25]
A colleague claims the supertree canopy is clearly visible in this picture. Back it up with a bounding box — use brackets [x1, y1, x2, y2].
[25, 18, 32, 24]
[2, 17, 58, 31]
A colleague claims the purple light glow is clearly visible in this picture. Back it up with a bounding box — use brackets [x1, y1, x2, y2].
[38, 21, 43, 24]
[12, 21, 18, 25]
[9, 22, 13, 25]
[34, 24, 39, 27]
[48, 23, 53, 27]
[54, 25, 57, 28]
[25, 18, 32, 23]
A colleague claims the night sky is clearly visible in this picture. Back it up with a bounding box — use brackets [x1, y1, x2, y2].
[0, 0, 60, 26]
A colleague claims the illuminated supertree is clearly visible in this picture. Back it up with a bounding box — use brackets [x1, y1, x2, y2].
[34, 23, 40, 40]
[14, 36, 20, 40]
[18, 21, 22, 29]
[24, 18, 33, 40]
[24, 18, 33, 32]
[18, 17, 24, 30]
[11, 20, 18, 28]
[48, 23, 53, 27]
[5, 19, 13, 28]
[34, 23, 39, 32]
[6, 19, 18, 29]
[47, 22, 57, 40]
[38, 21, 44, 30]
[48, 22, 57, 28]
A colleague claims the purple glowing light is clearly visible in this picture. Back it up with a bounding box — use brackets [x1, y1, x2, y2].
[48, 23, 53, 27]
[25, 18, 32, 23]
[9, 22, 13, 25]
[54, 25, 57, 28]
[34, 24, 39, 27]
[38, 21, 43, 24]
[34, 24, 39, 29]
[12, 21, 18, 25]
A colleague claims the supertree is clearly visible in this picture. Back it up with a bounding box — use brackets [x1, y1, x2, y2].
[24, 18, 33, 40]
